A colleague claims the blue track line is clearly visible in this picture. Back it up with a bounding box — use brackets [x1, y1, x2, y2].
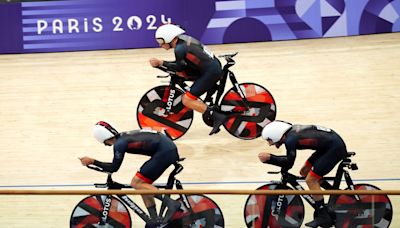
[0, 178, 399, 188]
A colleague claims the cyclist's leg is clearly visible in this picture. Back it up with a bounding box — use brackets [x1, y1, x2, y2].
[304, 151, 334, 227]
[182, 65, 221, 113]
[306, 136, 347, 197]
[183, 66, 226, 135]
[308, 144, 347, 190]
[299, 152, 320, 177]
[132, 141, 179, 222]
[131, 175, 159, 222]
[153, 145, 181, 223]
[182, 91, 207, 113]
[305, 141, 347, 227]
[305, 152, 325, 201]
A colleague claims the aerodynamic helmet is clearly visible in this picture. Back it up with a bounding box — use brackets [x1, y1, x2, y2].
[155, 24, 185, 45]
[261, 120, 292, 144]
[93, 121, 119, 143]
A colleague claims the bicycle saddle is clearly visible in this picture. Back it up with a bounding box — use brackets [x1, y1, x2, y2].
[346, 151, 356, 157]
[172, 157, 185, 175]
[342, 152, 356, 163]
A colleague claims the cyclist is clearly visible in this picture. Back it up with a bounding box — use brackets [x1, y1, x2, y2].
[258, 120, 348, 227]
[79, 121, 181, 225]
[149, 23, 227, 135]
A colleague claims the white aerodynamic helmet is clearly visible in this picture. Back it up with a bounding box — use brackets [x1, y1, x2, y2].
[155, 24, 185, 45]
[93, 121, 119, 143]
[262, 120, 292, 144]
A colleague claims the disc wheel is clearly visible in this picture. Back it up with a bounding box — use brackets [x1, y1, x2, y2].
[332, 184, 393, 227]
[137, 86, 194, 140]
[70, 195, 131, 228]
[169, 194, 225, 227]
[244, 184, 304, 228]
[221, 83, 276, 139]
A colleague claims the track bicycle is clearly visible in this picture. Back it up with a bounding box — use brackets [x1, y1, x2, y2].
[243, 152, 393, 228]
[70, 158, 225, 227]
[137, 52, 277, 140]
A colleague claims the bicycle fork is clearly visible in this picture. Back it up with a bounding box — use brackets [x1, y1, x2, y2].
[262, 193, 289, 228]
[165, 78, 190, 114]
[99, 195, 113, 225]
[271, 194, 287, 217]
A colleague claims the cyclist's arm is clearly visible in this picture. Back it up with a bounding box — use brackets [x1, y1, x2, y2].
[162, 45, 187, 71]
[285, 136, 297, 169]
[93, 141, 127, 172]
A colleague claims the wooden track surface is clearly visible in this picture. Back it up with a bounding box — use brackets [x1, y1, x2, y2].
[0, 32, 399, 227]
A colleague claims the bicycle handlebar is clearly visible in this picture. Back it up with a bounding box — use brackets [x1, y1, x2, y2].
[218, 52, 238, 59]
[267, 171, 281, 174]
[154, 66, 190, 84]
[87, 165, 132, 189]
[87, 159, 186, 189]
[87, 165, 109, 173]
[155, 66, 177, 75]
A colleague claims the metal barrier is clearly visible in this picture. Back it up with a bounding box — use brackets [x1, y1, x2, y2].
[0, 189, 399, 195]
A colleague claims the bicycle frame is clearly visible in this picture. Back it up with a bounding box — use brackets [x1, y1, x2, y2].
[269, 152, 359, 213]
[204, 53, 250, 110]
[160, 52, 250, 114]
[95, 175, 152, 225]
[245, 152, 393, 228]
[89, 161, 196, 226]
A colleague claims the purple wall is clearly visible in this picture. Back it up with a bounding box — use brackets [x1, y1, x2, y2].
[1, 0, 399, 54]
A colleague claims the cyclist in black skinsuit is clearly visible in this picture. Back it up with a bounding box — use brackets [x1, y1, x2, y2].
[259, 120, 348, 227]
[79, 121, 181, 225]
[149, 24, 227, 135]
